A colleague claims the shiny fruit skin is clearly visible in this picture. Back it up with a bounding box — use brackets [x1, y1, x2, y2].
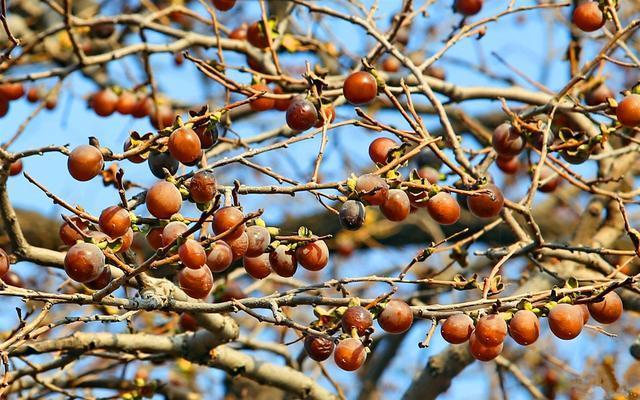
[189, 171, 217, 204]
[441, 314, 474, 344]
[572, 2, 605, 32]
[343, 71, 378, 105]
[179, 313, 199, 331]
[496, 156, 519, 175]
[467, 184, 504, 218]
[146, 227, 164, 250]
[492, 123, 524, 157]
[314, 105, 336, 128]
[578, 303, 590, 325]
[369, 137, 397, 165]
[229, 23, 248, 40]
[0, 83, 24, 100]
[9, 160, 23, 176]
[150, 104, 175, 129]
[427, 192, 461, 225]
[381, 57, 400, 73]
[146, 181, 182, 219]
[469, 332, 503, 361]
[168, 127, 202, 165]
[59, 217, 89, 246]
[304, 335, 335, 361]
[117, 228, 134, 253]
[538, 167, 562, 193]
[585, 84, 613, 106]
[91, 89, 118, 117]
[286, 99, 318, 131]
[123, 138, 146, 164]
[179, 239, 207, 269]
[381, 189, 411, 222]
[116, 91, 137, 115]
[334, 338, 366, 371]
[296, 240, 329, 271]
[226, 232, 249, 261]
[245, 225, 271, 257]
[179, 265, 213, 299]
[249, 84, 275, 111]
[131, 96, 153, 118]
[148, 151, 179, 178]
[339, 200, 366, 230]
[356, 174, 389, 206]
[616, 95, 640, 127]
[2, 271, 22, 287]
[247, 21, 270, 48]
[341, 306, 373, 336]
[508, 310, 540, 346]
[0, 248, 9, 278]
[212, 0, 236, 11]
[475, 314, 507, 346]
[588, 292, 623, 324]
[273, 86, 292, 111]
[67, 145, 104, 181]
[85, 267, 112, 290]
[243, 253, 271, 279]
[269, 245, 298, 277]
[455, 0, 483, 15]
[161, 221, 189, 247]
[98, 206, 131, 238]
[206, 241, 234, 272]
[378, 299, 413, 334]
[213, 207, 245, 240]
[548, 304, 583, 340]
[64, 242, 106, 283]
[195, 124, 219, 149]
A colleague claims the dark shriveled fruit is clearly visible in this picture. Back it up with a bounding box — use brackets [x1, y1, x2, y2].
[148, 151, 179, 178]
[189, 171, 217, 204]
[304, 335, 335, 362]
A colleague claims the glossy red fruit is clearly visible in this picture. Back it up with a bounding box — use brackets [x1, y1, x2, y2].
[0, 248, 9, 278]
[269, 245, 297, 277]
[64, 242, 106, 283]
[67, 145, 104, 181]
[179, 239, 207, 269]
[381, 57, 400, 73]
[146, 181, 182, 219]
[212, 0, 236, 11]
[195, 124, 218, 149]
[59, 217, 89, 246]
[369, 137, 397, 165]
[27, 87, 40, 103]
[226, 232, 249, 261]
[146, 227, 164, 250]
[117, 228, 134, 253]
[245, 225, 271, 257]
[189, 171, 217, 204]
[341, 306, 373, 336]
[304, 335, 335, 361]
[286, 99, 318, 131]
[249, 84, 275, 111]
[496, 156, 519, 175]
[469, 332, 503, 361]
[455, 0, 483, 16]
[162, 221, 189, 247]
[492, 123, 524, 157]
[343, 71, 378, 105]
[578, 303, 590, 325]
[179, 265, 213, 299]
[229, 23, 248, 40]
[508, 310, 540, 346]
[314, 105, 336, 128]
[588, 292, 623, 324]
[243, 253, 271, 279]
[427, 192, 461, 225]
[378, 299, 413, 334]
[213, 207, 245, 239]
[131, 95, 153, 118]
[467, 184, 504, 218]
[150, 104, 175, 129]
[356, 174, 389, 206]
[616, 95, 640, 127]
[273, 86, 293, 111]
[585, 84, 613, 106]
[475, 314, 507, 346]
[247, 21, 270, 49]
[179, 313, 199, 331]
[99, 206, 131, 238]
[334, 338, 367, 371]
[0, 83, 24, 100]
[206, 241, 234, 272]
[441, 314, 474, 344]
[168, 127, 202, 165]
[116, 91, 137, 115]
[1, 271, 22, 287]
[296, 240, 329, 271]
[91, 89, 118, 117]
[548, 304, 583, 340]
[85, 267, 112, 290]
[381, 189, 411, 222]
[9, 160, 23, 176]
[538, 167, 562, 193]
[572, 2, 605, 32]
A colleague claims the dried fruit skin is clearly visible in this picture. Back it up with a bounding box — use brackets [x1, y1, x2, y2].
[304, 336, 335, 361]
